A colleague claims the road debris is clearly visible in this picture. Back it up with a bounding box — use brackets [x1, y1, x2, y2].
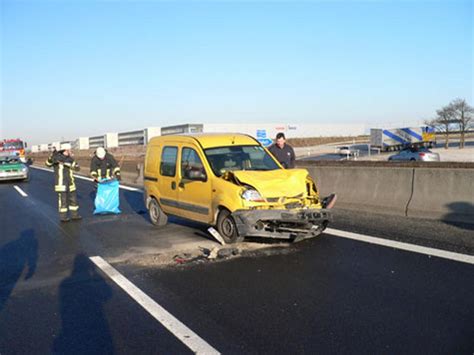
[207, 227, 226, 245]
[207, 247, 219, 260]
[125, 241, 292, 268]
[217, 247, 239, 258]
[173, 253, 193, 264]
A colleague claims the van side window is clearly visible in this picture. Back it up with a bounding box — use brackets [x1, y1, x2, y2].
[160, 146, 178, 177]
[181, 148, 205, 179]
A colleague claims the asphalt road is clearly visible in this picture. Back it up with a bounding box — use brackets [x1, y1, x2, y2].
[0, 167, 473, 354]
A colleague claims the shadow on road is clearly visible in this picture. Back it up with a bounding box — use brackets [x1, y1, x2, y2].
[53, 254, 114, 354]
[122, 190, 149, 222]
[443, 202, 474, 231]
[0, 229, 38, 312]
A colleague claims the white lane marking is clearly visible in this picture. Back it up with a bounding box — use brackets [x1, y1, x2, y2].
[325, 228, 474, 265]
[30, 166, 143, 192]
[89, 256, 220, 354]
[14, 185, 28, 197]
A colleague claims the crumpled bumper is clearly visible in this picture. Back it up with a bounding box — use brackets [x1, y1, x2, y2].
[232, 208, 332, 240]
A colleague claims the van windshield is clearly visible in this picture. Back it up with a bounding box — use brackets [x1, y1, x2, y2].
[204, 145, 280, 177]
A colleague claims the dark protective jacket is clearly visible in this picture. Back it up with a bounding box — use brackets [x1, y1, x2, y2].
[45, 151, 79, 192]
[90, 153, 121, 180]
[268, 143, 296, 169]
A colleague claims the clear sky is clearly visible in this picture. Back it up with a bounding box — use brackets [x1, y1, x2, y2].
[1, 0, 472, 145]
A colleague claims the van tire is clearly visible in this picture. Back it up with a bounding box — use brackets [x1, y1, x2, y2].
[149, 198, 168, 227]
[217, 209, 244, 244]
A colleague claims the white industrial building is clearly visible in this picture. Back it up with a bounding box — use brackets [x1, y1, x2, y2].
[203, 123, 365, 139]
[31, 123, 366, 152]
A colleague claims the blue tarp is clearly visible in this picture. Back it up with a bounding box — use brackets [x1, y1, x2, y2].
[94, 179, 121, 215]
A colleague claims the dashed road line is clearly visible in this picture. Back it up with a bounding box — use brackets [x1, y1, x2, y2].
[30, 165, 142, 192]
[325, 227, 474, 265]
[13, 185, 28, 197]
[89, 256, 220, 355]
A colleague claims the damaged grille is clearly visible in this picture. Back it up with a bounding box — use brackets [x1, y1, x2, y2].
[285, 202, 304, 209]
[266, 197, 280, 203]
[266, 193, 304, 204]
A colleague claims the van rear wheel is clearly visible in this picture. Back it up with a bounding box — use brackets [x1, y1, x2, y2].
[149, 198, 168, 227]
[217, 209, 244, 244]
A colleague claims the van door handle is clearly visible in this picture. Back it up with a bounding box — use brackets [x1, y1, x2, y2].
[171, 181, 176, 190]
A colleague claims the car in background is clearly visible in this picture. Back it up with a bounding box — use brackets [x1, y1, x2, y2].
[336, 145, 357, 157]
[0, 153, 30, 181]
[388, 147, 440, 162]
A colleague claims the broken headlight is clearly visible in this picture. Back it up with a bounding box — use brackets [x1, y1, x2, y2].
[241, 189, 265, 202]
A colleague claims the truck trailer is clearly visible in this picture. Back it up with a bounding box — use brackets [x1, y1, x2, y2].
[370, 126, 436, 152]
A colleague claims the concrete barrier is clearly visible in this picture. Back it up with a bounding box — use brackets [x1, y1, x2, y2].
[302, 164, 474, 224]
[407, 168, 474, 223]
[304, 166, 414, 216]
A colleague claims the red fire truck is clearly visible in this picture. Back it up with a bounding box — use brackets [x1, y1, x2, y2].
[0, 139, 28, 162]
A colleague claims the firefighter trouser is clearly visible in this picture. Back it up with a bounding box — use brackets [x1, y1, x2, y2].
[58, 190, 79, 217]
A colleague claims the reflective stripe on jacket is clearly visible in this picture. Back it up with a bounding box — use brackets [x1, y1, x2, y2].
[49, 152, 78, 192]
[90, 153, 120, 179]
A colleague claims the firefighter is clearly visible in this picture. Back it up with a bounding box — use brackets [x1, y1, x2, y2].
[90, 147, 121, 182]
[45, 146, 58, 164]
[45, 143, 82, 222]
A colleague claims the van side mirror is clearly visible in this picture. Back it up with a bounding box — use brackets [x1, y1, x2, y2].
[185, 168, 207, 182]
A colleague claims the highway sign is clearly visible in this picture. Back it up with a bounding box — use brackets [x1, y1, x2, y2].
[257, 138, 273, 147]
[256, 130, 267, 139]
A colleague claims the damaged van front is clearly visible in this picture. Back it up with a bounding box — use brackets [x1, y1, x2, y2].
[213, 168, 333, 242]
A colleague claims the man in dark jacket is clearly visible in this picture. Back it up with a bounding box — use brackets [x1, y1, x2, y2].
[45, 143, 82, 222]
[268, 132, 296, 169]
[90, 147, 121, 182]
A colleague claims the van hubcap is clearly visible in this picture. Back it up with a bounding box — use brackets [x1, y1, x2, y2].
[222, 218, 235, 236]
[151, 204, 158, 221]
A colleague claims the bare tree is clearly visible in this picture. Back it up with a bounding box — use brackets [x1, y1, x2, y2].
[449, 98, 474, 149]
[430, 106, 456, 149]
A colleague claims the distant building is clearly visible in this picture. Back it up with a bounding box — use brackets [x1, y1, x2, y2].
[36, 123, 366, 150]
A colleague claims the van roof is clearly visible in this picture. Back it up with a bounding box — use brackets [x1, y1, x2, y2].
[149, 133, 263, 149]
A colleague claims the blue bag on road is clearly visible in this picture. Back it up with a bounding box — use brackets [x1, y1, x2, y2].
[94, 179, 121, 215]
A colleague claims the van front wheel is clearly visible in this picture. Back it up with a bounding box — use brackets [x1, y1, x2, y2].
[149, 198, 168, 227]
[217, 209, 244, 244]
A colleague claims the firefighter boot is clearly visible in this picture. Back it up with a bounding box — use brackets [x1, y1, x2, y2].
[60, 213, 70, 223]
[71, 214, 83, 221]
[69, 191, 82, 221]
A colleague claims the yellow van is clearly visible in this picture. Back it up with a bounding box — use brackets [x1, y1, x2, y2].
[144, 134, 334, 243]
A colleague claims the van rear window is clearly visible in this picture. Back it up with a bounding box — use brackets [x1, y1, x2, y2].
[160, 146, 178, 177]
